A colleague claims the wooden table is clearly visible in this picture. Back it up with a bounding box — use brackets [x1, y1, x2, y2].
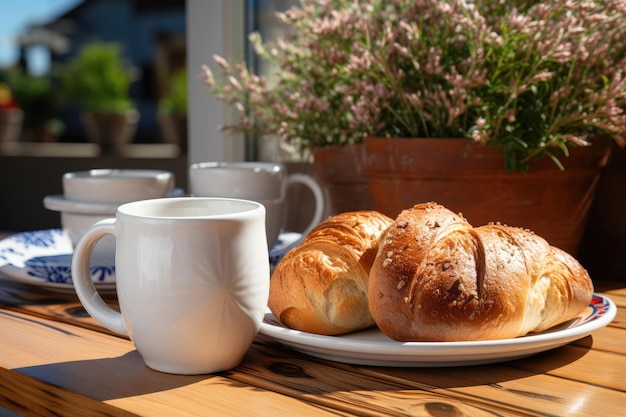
[0, 277, 624, 417]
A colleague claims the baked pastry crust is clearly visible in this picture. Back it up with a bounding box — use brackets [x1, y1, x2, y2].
[269, 210, 393, 335]
[369, 202, 594, 341]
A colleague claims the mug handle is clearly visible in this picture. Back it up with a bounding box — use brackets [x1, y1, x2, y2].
[71, 218, 128, 336]
[285, 173, 325, 238]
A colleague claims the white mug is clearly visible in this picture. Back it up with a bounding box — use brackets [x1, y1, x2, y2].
[71, 197, 270, 375]
[189, 162, 324, 248]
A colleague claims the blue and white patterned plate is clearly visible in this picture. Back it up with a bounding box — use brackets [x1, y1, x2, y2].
[0, 229, 115, 293]
[269, 231, 302, 269]
[0, 229, 301, 293]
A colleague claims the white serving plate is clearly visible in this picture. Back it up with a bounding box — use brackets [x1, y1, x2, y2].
[260, 294, 616, 367]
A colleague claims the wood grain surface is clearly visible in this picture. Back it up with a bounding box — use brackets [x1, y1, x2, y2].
[0, 280, 624, 417]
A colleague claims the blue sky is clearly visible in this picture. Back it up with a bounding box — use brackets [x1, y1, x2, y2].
[0, 0, 82, 72]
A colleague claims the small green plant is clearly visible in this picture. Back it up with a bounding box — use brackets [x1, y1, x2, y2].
[61, 42, 134, 113]
[5, 69, 61, 129]
[158, 68, 187, 115]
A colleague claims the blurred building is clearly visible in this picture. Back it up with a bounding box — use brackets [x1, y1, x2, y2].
[16, 0, 186, 144]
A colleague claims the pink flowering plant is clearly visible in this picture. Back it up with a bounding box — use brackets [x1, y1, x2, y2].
[202, 0, 626, 171]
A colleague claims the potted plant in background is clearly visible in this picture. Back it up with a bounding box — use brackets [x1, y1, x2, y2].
[0, 80, 23, 144]
[61, 41, 139, 153]
[201, 0, 626, 256]
[157, 67, 187, 151]
[5, 68, 65, 143]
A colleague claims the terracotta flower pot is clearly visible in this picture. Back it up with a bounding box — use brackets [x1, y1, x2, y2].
[157, 112, 187, 151]
[81, 110, 140, 153]
[0, 108, 23, 143]
[311, 142, 373, 216]
[312, 137, 612, 256]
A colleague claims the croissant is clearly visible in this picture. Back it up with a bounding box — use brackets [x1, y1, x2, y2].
[269, 210, 394, 335]
[369, 202, 594, 342]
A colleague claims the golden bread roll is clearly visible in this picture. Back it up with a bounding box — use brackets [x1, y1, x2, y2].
[269, 210, 394, 335]
[369, 202, 594, 342]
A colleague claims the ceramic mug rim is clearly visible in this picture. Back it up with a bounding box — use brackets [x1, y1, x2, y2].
[189, 161, 284, 174]
[116, 197, 265, 220]
[64, 168, 173, 180]
[63, 169, 175, 204]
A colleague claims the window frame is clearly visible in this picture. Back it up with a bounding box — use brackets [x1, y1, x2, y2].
[186, 0, 246, 164]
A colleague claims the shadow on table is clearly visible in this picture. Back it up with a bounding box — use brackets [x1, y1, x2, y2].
[16, 351, 217, 401]
[346, 338, 593, 392]
[14, 334, 595, 403]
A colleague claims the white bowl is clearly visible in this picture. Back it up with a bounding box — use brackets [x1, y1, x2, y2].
[44, 194, 118, 215]
[61, 212, 115, 249]
[63, 169, 175, 204]
[43, 195, 118, 246]
[44, 191, 183, 246]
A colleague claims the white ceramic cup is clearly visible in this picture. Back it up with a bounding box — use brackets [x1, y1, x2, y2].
[44, 169, 177, 248]
[63, 169, 175, 204]
[71, 197, 270, 375]
[189, 162, 324, 248]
